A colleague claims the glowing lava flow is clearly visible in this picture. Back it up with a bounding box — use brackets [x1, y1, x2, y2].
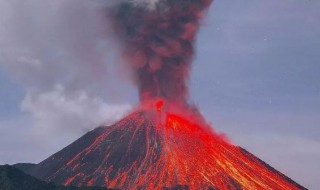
[29, 100, 305, 190]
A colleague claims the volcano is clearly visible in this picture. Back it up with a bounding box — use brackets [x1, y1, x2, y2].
[27, 101, 305, 190]
[22, 2, 306, 189]
[0, 0, 307, 189]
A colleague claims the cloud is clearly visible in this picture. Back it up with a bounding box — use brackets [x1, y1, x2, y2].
[0, 0, 134, 143]
[22, 85, 131, 137]
[0, 0, 111, 92]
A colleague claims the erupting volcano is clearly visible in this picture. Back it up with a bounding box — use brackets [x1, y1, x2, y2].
[25, 0, 305, 189]
[28, 100, 305, 189]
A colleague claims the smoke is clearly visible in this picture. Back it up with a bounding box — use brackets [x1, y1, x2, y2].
[109, 0, 213, 105]
[0, 0, 213, 136]
[0, 0, 132, 136]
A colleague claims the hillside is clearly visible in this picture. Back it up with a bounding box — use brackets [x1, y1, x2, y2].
[0, 165, 110, 190]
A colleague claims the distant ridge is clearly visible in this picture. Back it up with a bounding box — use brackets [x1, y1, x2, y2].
[12, 163, 36, 174]
[0, 165, 110, 190]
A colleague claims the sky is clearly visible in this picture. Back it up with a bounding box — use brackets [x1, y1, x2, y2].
[0, 0, 319, 189]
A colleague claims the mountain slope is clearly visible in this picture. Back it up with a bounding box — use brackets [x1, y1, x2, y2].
[28, 110, 306, 190]
[0, 165, 109, 190]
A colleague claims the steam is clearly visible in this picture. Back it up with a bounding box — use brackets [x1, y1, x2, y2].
[109, 0, 213, 105]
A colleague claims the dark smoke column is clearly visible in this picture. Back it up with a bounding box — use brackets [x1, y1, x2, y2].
[110, 0, 213, 104]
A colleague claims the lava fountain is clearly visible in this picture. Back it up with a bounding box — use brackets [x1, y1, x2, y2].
[27, 0, 306, 189]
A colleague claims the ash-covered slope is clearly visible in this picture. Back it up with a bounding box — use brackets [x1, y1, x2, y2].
[27, 109, 305, 190]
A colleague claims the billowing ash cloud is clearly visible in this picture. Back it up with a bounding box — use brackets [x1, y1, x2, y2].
[109, 0, 213, 104]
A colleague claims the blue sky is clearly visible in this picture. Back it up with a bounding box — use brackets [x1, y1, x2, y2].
[0, 0, 319, 189]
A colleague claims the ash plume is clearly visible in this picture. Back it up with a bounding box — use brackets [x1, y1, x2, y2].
[110, 0, 213, 105]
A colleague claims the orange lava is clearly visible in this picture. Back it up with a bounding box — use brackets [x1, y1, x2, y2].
[156, 99, 164, 112]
